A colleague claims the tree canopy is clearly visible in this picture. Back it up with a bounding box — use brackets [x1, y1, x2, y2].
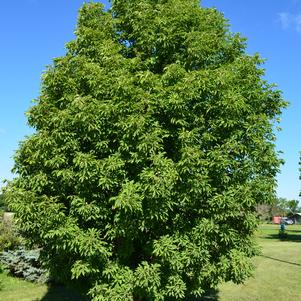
[6, 1, 286, 300]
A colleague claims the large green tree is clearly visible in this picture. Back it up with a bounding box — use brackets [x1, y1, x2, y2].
[6, 1, 286, 300]
[286, 199, 299, 215]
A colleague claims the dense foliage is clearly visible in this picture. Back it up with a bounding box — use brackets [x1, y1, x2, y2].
[6, 1, 286, 300]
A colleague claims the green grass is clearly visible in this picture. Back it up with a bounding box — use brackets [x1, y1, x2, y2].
[0, 273, 85, 301]
[218, 224, 301, 301]
[0, 273, 48, 301]
[0, 224, 300, 301]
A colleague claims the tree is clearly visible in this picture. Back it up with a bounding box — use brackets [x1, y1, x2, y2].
[274, 197, 289, 216]
[0, 193, 8, 212]
[286, 199, 300, 224]
[272, 197, 300, 217]
[6, 1, 286, 300]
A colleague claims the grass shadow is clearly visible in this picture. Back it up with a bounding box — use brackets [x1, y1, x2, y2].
[284, 229, 301, 233]
[261, 255, 301, 267]
[184, 289, 219, 301]
[265, 233, 301, 242]
[37, 286, 218, 301]
[36, 283, 87, 301]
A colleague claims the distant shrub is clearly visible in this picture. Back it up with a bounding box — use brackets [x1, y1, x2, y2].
[0, 264, 3, 290]
[0, 194, 6, 212]
[0, 247, 49, 283]
[0, 214, 23, 252]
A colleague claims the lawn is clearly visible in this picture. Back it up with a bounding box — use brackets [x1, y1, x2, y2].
[218, 224, 301, 301]
[0, 272, 48, 301]
[0, 273, 85, 301]
[0, 224, 300, 301]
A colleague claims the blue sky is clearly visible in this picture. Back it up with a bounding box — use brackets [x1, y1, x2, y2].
[0, 0, 300, 201]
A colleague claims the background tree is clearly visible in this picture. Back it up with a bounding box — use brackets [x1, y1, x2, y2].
[273, 197, 300, 216]
[286, 200, 299, 215]
[286, 199, 300, 223]
[256, 203, 274, 222]
[274, 197, 289, 216]
[0, 193, 7, 212]
[6, 1, 286, 300]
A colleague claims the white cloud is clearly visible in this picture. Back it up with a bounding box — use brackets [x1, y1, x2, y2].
[279, 13, 291, 29]
[278, 12, 301, 33]
[296, 14, 301, 32]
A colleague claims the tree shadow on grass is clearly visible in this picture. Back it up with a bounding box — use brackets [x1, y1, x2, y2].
[284, 229, 301, 233]
[36, 283, 87, 301]
[37, 286, 219, 301]
[266, 232, 301, 242]
[184, 289, 219, 301]
[261, 255, 301, 267]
